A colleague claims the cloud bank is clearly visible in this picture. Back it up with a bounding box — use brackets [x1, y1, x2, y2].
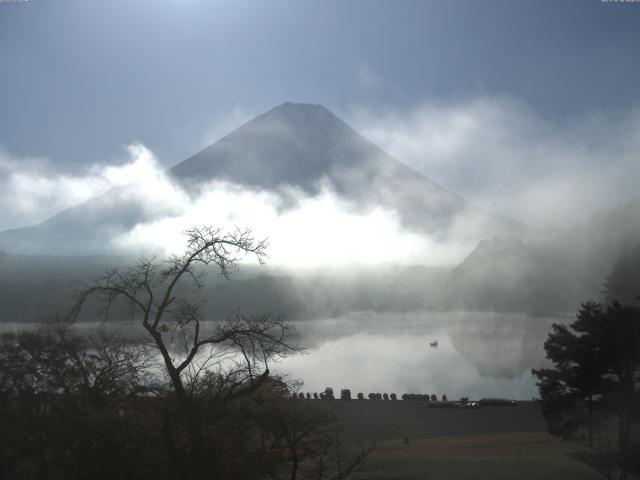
[0, 143, 474, 266]
[349, 97, 640, 228]
[1, 97, 638, 266]
[111, 180, 473, 268]
[0, 144, 165, 231]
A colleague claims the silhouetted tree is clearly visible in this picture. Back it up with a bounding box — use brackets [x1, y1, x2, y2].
[602, 246, 640, 305]
[533, 302, 607, 445]
[71, 227, 303, 478]
[0, 323, 158, 479]
[1, 227, 374, 480]
[533, 300, 640, 479]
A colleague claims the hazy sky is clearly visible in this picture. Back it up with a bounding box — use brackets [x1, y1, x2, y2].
[1, 0, 640, 231]
[2, 0, 639, 166]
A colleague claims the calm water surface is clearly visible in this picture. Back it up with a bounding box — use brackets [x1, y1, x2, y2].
[2, 311, 570, 400]
[275, 311, 568, 400]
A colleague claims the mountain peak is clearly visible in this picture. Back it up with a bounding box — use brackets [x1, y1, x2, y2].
[0, 103, 530, 254]
[167, 102, 514, 231]
[275, 101, 327, 111]
[255, 102, 341, 131]
[169, 102, 367, 189]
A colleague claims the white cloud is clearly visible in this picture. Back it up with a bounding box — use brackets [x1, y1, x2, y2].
[0, 144, 164, 230]
[112, 180, 470, 268]
[348, 97, 640, 228]
[3, 97, 638, 266]
[0, 141, 475, 266]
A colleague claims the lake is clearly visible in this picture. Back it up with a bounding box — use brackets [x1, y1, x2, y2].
[274, 311, 569, 400]
[1, 310, 570, 400]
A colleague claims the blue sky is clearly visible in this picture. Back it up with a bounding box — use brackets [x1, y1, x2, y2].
[1, 0, 639, 168]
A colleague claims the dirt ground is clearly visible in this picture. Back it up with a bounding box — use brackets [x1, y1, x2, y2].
[324, 401, 602, 480]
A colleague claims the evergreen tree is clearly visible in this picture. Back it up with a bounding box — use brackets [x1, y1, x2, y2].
[533, 300, 640, 479]
[603, 246, 640, 305]
[533, 301, 608, 446]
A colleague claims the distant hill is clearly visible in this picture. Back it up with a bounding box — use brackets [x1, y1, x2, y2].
[451, 198, 640, 313]
[0, 102, 528, 255]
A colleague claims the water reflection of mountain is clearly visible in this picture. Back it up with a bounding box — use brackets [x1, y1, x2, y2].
[446, 313, 564, 378]
[293, 311, 567, 380]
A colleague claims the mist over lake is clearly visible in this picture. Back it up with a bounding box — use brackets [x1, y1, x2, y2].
[279, 311, 565, 400]
[2, 310, 566, 400]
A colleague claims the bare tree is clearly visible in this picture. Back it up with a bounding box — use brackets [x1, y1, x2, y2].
[71, 226, 302, 470]
[0, 321, 154, 406]
[0, 322, 158, 479]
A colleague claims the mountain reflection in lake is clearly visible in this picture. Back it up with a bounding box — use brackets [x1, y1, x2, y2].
[276, 311, 569, 400]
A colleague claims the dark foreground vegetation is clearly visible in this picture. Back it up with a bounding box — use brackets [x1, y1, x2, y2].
[0, 322, 373, 480]
[534, 299, 640, 480]
[0, 227, 371, 480]
[0, 324, 608, 480]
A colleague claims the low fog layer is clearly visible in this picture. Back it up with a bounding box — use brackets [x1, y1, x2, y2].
[278, 311, 560, 399]
[0, 145, 163, 231]
[1, 203, 638, 326]
[351, 97, 640, 228]
[1, 99, 638, 264]
[0, 101, 638, 322]
[0, 311, 561, 400]
[0, 102, 528, 264]
[0, 144, 476, 266]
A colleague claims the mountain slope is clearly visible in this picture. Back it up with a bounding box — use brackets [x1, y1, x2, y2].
[171, 102, 524, 233]
[0, 102, 528, 254]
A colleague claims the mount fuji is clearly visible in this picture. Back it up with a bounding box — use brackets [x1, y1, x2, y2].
[0, 102, 529, 254]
